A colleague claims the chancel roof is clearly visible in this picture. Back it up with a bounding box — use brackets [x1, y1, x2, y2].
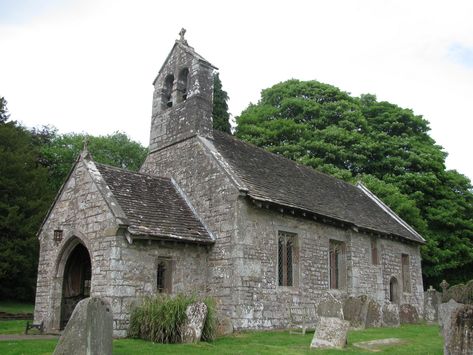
[212, 130, 424, 244]
[95, 163, 213, 244]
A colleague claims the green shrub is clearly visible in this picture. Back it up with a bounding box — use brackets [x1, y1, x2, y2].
[128, 294, 216, 343]
[201, 296, 217, 341]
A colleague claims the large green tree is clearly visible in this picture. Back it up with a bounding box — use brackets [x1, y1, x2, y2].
[212, 73, 231, 133]
[0, 99, 148, 300]
[0, 97, 9, 123]
[236, 79, 473, 286]
[0, 110, 53, 300]
[41, 131, 148, 191]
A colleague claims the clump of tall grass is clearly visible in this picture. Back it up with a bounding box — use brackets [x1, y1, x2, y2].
[128, 294, 216, 343]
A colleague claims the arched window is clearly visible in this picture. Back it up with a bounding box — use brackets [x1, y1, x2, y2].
[176, 68, 189, 103]
[163, 74, 174, 108]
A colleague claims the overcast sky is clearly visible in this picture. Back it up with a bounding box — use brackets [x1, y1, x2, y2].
[1, 0, 472, 181]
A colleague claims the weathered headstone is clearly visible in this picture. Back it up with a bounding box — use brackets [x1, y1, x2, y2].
[382, 302, 400, 327]
[343, 295, 369, 329]
[317, 297, 344, 319]
[310, 316, 350, 349]
[365, 299, 382, 328]
[181, 302, 207, 343]
[424, 286, 441, 323]
[439, 299, 463, 335]
[399, 304, 419, 324]
[216, 315, 233, 336]
[53, 297, 112, 355]
[444, 304, 473, 355]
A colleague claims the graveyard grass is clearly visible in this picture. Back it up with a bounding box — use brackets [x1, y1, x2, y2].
[0, 320, 443, 354]
[0, 301, 34, 315]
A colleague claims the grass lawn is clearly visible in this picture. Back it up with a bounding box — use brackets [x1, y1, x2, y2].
[0, 302, 34, 315]
[0, 321, 443, 355]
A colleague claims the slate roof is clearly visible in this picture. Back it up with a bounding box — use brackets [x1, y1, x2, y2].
[212, 130, 424, 244]
[95, 163, 213, 244]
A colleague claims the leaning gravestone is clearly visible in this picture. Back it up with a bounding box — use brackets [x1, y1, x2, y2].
[181, 302, 207, 343]
[382, 302, 400, 327]
[444, 305, 473, 355]
[365, 299, 382, 328]
[310, 316, 350, 349]
[343, 295, 369, 329]
[53, 297, 112, 355]
[439, 299, 463, 336]
[399, 304, 419, 324]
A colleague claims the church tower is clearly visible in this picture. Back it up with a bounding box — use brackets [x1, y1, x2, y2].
[148, 29, 217, 152]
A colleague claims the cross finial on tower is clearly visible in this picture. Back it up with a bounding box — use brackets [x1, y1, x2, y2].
[178, 28, 188, 45]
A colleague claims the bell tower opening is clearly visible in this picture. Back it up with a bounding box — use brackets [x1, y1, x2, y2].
[148, 29, 217, 152]
[60, 243, 91, 329]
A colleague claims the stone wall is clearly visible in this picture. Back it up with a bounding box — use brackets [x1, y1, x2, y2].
[141, 137, 241, 320]
[34, 159, 118, 333]
[229, 201, 424, 329]
[106, 238, 208, 337]
[34, 158, 210, 337]
[149, 43, 214, 152]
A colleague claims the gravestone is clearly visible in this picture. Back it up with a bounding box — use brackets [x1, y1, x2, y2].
[53, 297, 112, 355]
[399, 304, 419, 324]
[439, 299, 463, 336]
[317, 298, 344, 319]
[424, 286, 441, 323]
[365, 299, 382, 328]
[382, 302, 400, 327]
[216, 315, 233, 336]
[181, 302, 207, 343]
[310, 316, 349, 349]
[343, 295, 369, 329]
[444, 305, 473, 355]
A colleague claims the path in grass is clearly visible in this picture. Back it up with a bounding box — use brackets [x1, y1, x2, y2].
[0, 322, 443, 355]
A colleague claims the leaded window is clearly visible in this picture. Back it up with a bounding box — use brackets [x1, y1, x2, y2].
[278, 231, 296, 287]
[329, 240, 346, 289]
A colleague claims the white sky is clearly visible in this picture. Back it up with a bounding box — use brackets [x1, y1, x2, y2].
[1, 0, 473, 181]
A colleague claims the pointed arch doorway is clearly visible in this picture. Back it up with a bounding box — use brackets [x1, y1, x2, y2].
[60, 242, 91, 329]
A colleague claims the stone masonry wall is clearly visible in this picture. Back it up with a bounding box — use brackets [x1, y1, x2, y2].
[231, 201, 424, 329]
[141, 137, 241, 321]
[106, 238, 208, 337]
[149, 43, 214, 151]
[35, 158, 210, 337]
[34, 159, 118, 333]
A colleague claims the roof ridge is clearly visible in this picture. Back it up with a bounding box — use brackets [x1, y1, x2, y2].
[94, 162, 170, 182]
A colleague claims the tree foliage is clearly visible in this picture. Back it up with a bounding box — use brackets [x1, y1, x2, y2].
[236, 79, 473, 286]
[0, 99, 148, 300]
[212, 73, 231, 133]
[40, 131, 148, 192]
[0, 117, 53, 300]
[0, 97, 10, 123]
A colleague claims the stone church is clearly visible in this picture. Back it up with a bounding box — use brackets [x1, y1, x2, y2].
[34, 31, 425, 336]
